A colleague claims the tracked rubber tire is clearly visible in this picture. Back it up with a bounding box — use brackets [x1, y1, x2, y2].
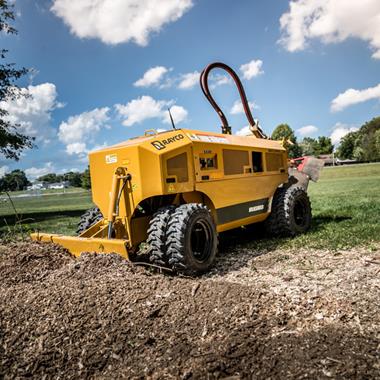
[265, 186, 311, 237]
[77, 207, 103, 235]
[166, 203, 218, 276]
[146, 206, 175, 266]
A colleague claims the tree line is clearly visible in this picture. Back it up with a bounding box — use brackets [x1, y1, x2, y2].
[36, 169, 91, 188]
[337, 117, 380, 161]
[271, 117, 380, 161]
[0, 168, 91, 192]
[0, 1, 33, 161]
[271, 124, 333, 158]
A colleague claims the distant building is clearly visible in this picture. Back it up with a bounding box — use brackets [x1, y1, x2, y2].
[336, 158, 359, 165]
[27, 182, 47, 191]
[47, 181, 69, 189]
[318, 154, 336, 166]
[27, 181, 70, 190]
[318, 154, 358, 166]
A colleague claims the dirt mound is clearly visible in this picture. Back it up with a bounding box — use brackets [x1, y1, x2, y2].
[0, 241, 379, 379]
[0, 242, 72, 285]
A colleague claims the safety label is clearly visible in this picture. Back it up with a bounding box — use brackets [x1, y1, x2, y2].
[105, 154, 117, 164]
[188, 134, 228, 143]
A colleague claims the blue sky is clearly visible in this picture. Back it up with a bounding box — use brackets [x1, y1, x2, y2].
[1, 0, 380, 179]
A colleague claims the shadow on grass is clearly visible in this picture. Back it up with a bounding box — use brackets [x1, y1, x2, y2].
[211, 214, 353, 276]
[219, 215, 351, 250]
[0, 209, 87, 227]
[311, 215, 352, 232]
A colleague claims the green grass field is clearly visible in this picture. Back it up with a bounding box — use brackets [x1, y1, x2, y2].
[0, 190, 94, 236]
[0, 163, 379, 250]
[286, 163, 380, 250]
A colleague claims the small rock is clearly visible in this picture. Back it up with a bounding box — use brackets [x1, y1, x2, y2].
[315, 313, 324, 320]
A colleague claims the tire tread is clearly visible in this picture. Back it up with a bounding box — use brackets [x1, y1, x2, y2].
[166, 203, 217, 275]
[146, 206, 175, 266]
[265, 186, 311, 237]
[77, 207, 102, 235]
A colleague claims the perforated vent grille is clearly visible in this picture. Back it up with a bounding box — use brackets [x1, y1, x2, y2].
[167, 152, 188, 182]
[223, 149, 249, 175]
[266, 153, 284, 172]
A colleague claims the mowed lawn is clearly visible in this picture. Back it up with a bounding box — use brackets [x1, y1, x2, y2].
[289, 163, 380, 250]
[0, 163, 379, 250]
[0, 190, 94, 236]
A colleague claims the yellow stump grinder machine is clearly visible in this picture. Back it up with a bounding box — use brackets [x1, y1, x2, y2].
[31, 62, 323, 275]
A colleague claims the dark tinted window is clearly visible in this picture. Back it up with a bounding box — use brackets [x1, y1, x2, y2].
[266, 152, 284, 172]
[223, 149, 249, 175]
[252, 151, 263, 172]
[167, 152, 188, 182]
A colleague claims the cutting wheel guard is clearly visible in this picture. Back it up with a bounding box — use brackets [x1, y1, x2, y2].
[200, 62, 266, 138]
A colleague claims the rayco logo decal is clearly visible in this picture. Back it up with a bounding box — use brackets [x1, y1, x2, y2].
[151, 134, 184, 150]
[151, 141, 165, 150]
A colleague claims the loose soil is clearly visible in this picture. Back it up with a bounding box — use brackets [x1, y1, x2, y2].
[0, 236, 379, 379]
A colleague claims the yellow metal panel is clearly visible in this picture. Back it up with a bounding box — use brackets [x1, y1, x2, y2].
[193, 142, 286, 207]
[196, 174, 286, 209]
[162, 146, 195, 195]
[30, 233, 129, 259]
[138, 145, 164, 200]
[79, 219, 108, 238]
[89, 145, 141, 219]
[89, 129, 194, 219]
[88, 128, 287, 232]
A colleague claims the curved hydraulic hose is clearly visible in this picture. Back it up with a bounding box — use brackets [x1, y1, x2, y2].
[199, 62, 266, 138]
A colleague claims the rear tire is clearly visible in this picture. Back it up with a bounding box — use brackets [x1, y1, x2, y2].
[265, 186, 311, 237]
[166, 204, 218, 275]
[146, 206, 175, 266]
[77, 206, 103, 235]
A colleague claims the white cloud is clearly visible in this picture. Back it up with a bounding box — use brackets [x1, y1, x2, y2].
[178, 71, 200, 89]
[89, 142, 108, 153]
[296, 125, 318, 136]
[115, 96, 165, 127]
[58, 107, 110, 155]
[331, 83, 380, 112]
[0, 83, 62, 143]
[51, 0, 193, 46]
[240, 59, 263, 80]
[330, 123, 358, 145]
[25, 162, 55, 180]
[66, 142, 87, 155]
[279, 0, 380, 59]
[210, 74, 232, 89]
[0, 165, 9, 178]
[235, 126, 251, 136]
[134, 66, 169, 87]
[230, 100, 258, 115]
[163, 105, 188, 125]
[115, 95, 187, 127]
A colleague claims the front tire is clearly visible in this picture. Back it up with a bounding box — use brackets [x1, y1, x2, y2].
[77, 206, 103, 235]
[265, 186, 311, 237]
[166, 204, 218, 275]
[146, 206, 175, 266]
